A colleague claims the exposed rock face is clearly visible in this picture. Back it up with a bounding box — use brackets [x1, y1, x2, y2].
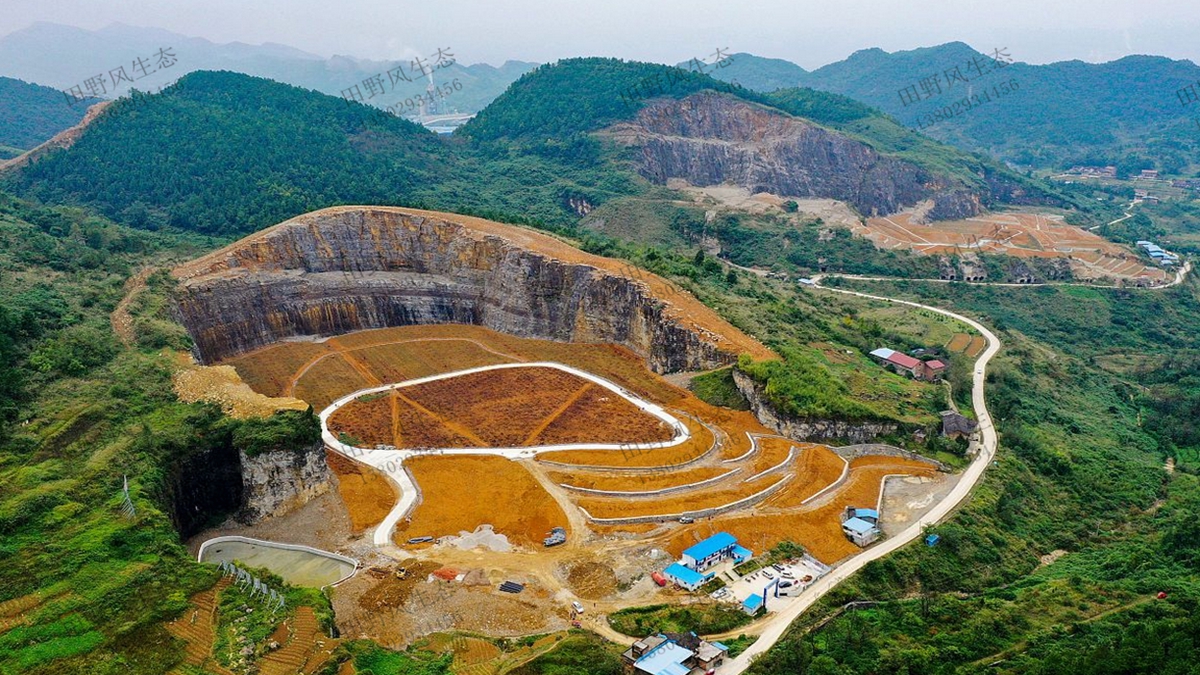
[239, 444, 333, 522]
[603, 92, 982, 220]
[172, 207, 773, 372]
[731, 368, 901, 444]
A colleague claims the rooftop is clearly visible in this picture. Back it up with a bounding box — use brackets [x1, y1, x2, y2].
[926, 360, 947, 370]
[743, 593, 764, 611]
[886, 351, 922, 369]
[843, 517, 878, 534]
[682, 532, 737, 561]
[853, 508, 879, 519]
[635, 641, 694, 675]
[663, 563, 707, 586]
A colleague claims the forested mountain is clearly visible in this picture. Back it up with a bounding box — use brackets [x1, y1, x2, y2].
[3, 61, 1080, 239]
[710, 45, 1200, 172]
[0, 22, 536, 116]
[0, 77, 99, 154]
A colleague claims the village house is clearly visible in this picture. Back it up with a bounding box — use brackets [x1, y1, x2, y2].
[621, 632, 729, 675]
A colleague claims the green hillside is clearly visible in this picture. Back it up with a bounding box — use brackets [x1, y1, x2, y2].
[0, 77, 100, 151]
[5, 63, 1077, 240]
[712, 46, 1200, 172]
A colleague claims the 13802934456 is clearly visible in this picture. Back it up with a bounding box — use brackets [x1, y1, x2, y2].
[917, 78, 1019, 129]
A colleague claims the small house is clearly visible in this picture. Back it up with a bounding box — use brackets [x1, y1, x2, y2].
[842, 517, 881, 547]
[923, 360, 947, 380]
[940, 411, 978, 439]
[870, 348, 924, 379]
[742, 593, 764, 616]
[662, 563, 709, 592]
[679, 532, 749, 572]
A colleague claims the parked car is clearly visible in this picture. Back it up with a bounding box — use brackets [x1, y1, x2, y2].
[406, 536, 433, 544]
[779, 580, 794, 588]
[763, 571, 774, 579]
[571, 601, 585, 614]
[772, 563, 786, 572]
[678, 516, 695, 524]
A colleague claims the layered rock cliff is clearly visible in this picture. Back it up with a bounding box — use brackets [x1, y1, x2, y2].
[171, 207, 773, 372]
[603, 92, 982, 221]
[731, 368, 901, 444]
[240, 443, 333, 521]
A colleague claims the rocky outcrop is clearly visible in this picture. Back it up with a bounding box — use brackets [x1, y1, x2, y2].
[171, 207, 773, 372]
[239, 443, 333, 521]
[603, 92, 981, 220]
[731, 368, 901, 444]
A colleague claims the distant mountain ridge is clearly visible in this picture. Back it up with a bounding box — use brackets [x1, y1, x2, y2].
[703, 45, 1200, 171]
[0, 22, 537, 115]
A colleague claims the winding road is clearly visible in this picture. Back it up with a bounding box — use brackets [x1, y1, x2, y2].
[724, 280, 1002, 672]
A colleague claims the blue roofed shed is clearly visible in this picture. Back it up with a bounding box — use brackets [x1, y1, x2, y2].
[662, 563, 707, 591]
[853, 508, 879, 522]
[731, 544, 753, 563]
[742, 593, 764, 615]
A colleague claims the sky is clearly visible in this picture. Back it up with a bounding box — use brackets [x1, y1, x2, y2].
[2, 0, 1199, 68]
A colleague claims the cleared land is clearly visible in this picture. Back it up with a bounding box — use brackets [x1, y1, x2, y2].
[664, 455, 940, 563]
[226, 323, 948, 617]
[397, 455, 569, 547]
[854, 211, 1167, 283]
[327, 366, 673, 450]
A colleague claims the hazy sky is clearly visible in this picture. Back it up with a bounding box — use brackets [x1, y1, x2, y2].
[3, 0, 1199, 68]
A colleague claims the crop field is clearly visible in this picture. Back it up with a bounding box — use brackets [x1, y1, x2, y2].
[853, 211, 1168, 282]
[327, 365, 675, 449]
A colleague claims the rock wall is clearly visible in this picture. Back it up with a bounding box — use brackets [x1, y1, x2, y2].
[833, 443, 951, 472]
[604, 92, 982, 220]
[732, 369, 901, 444]
[172, 207, 769, 372]
[239, 443, 333, 521]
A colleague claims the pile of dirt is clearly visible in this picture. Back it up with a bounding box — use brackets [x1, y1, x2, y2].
[564, 560, 619, 599]
[357, 560, 441, 610]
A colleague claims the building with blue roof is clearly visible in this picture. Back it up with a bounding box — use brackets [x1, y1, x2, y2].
[680, 532, 747, 571]
[842, 516, 881, 547]
[852, 508, 879, 523]
[662, 563, 709, 591]
[621, 632, 729, 675]
[742, 593, 764, 616]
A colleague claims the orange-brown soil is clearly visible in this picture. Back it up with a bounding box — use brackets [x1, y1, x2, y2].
[664, 455, 939, 563]
[578, 474, 784, 519]
[326, 366, 674, 450]
[549, 466, 730, 492]
[965, 335, 988, 358]
[946, 333, 972, 352]
[325, 449, 396, 534]
[397, 456, 569, 547]
[855, 211, 1166, 282]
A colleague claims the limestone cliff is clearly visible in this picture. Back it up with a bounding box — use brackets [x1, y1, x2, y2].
[171, 206, 774, 372]
[731, 368, 901, 444]
[239, 444, 333, 521]
[602, 92, 982, 220]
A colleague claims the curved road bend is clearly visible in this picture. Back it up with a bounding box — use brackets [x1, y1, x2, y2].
[725, 283, 1001, 672]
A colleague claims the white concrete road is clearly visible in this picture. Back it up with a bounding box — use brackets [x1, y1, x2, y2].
[724, 282, 1002, 672]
